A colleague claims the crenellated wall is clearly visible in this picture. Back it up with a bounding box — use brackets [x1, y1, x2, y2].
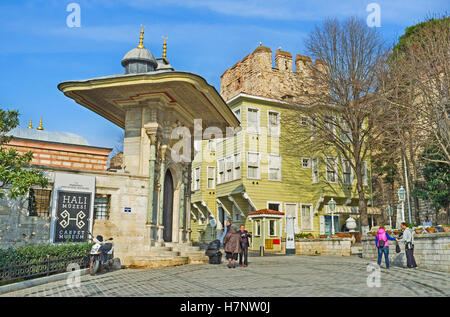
[220, 45, 328, 103]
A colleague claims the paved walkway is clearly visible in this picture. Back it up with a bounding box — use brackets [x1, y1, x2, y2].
[2, 255, 449, 297]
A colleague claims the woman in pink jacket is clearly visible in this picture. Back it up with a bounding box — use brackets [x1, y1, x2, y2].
[375, 227, 397, 269]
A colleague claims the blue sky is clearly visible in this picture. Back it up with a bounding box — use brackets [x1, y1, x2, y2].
[0, 0, 448, 150]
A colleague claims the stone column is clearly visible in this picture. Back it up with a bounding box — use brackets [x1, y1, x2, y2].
[157, 145, 167, 244]
[146, 134, 157, 225]
[186, 163, 192, 243]
[178, 168, 185, 243]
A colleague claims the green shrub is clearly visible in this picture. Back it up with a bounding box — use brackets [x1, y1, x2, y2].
[0, 243, 93, 267]
[295, 232, 314, 239]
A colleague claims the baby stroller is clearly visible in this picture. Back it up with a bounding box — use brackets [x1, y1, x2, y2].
[205, 239, 222, 264]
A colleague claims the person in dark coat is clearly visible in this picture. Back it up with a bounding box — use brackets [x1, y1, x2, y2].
[238, 225, 251, 267]
[223, 226, 242, 268]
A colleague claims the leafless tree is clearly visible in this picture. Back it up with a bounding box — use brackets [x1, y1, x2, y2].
[283, 17, 388, 235]
[381, 15, 449, 166]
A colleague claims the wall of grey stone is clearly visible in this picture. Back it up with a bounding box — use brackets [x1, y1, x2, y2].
[295, 238, 352, 256]
[0, 196, 51, 249]
[362, 232, 450, 272]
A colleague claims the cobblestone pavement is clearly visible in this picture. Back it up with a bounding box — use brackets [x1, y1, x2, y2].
[2, 255, 449, 297]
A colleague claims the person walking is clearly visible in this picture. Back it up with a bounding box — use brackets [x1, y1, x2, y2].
[223, 225, 242, 268]
[397, 222, 418, 269]
[375, 227, 396, 269]
[238, 225, 251, 267]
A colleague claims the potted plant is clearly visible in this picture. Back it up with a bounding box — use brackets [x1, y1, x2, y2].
[425, 226, 436, 233]
[443, 225, 450, 232]
[415, 228, 424, 234]
[319, 235, 327, 238]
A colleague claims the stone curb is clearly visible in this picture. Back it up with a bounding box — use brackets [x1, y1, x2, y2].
[0, 268, 89, 295]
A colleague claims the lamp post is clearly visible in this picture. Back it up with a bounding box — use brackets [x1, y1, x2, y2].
[329, 198, 336, 235]
[398, 186, 406, 223]
[386, 205, 393, 229]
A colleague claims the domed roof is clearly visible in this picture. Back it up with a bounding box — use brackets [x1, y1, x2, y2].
[121, 47, 157, 68]
[121, 26, 158, 74]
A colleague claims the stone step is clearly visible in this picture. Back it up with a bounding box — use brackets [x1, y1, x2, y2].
[125, 256, 189, 269]
[145, 246, 173, 252]
[172, 246, 201, 253]
[179, 250, 207, 257]
[187, 255, 210, 264]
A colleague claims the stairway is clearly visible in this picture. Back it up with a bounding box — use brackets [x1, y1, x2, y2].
[122, 242, 209, 268]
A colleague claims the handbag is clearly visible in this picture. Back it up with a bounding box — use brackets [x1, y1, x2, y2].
[395, 242, 401, 253]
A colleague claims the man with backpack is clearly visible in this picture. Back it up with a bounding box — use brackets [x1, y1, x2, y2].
[375, 227, 397, 269]
[397, 222, 418, 269]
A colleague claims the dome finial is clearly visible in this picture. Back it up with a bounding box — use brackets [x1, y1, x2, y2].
[28, 119, 33, 129]
[138, 25, 145, 49]
[162, 36, 168, 59]
[37, 117, 44, 131]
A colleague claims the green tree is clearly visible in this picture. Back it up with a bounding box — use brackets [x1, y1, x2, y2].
[413, 147, 450, 212]
[0, 108, 48, 199]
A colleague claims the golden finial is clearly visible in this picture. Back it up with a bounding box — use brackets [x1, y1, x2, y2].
[37, 117, 44, 131]
[137, 25, 145, 48]
[28, 119, 33, 129]
[162, 36, 168, 59]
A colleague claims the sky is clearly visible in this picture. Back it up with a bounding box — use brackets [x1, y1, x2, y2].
[0, 0, 448, 151]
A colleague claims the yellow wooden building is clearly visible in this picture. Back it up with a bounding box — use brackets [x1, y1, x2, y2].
[190, 45, 378, 251]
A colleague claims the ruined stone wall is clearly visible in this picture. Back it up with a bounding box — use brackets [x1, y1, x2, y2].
[220, 45, 327, 103]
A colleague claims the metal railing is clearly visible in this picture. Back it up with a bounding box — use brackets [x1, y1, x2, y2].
[0, 254, 90, 284]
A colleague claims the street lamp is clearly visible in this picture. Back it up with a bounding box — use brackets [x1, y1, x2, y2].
[398, 186, 406, 223]
[386, 205, 393, 229]
[328, 198, 336, 235]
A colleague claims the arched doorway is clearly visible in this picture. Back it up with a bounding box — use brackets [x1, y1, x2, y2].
[163, 169, 174, 242]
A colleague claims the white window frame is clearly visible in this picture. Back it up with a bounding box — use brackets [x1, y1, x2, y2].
[234, 152, 241, 180]
[312, 158, 319, 184]
[342, 159, 353, 185]
[268, 153, 282, 181]
[267, 201, 283, 212]
[247, 151, 261, 180]
[267, 110, 281, 137]
[340, 117, 352, 143]
[300, 203, 314, 231]
[254, 220, 261, 236]
[326, 157, 338, 184]
[225, 155, 234, 183]
[302, 157, 311, 168]
[217, 159, 224, 185]
[246, 107, 260, 134]
[207, 166, 216, 189]
[194, 166, 201, 191]
[268, 219, 277, 236]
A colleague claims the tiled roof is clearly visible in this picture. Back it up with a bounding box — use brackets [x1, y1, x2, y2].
[248, 209, 285, 216]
